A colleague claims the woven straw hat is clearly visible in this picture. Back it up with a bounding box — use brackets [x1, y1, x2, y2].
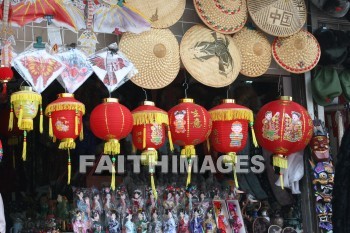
[272, 29, 321, 74]
[180, 24, 241, 87]
[232, 26, 271, 77]
[119, 28, 180, 89]
[126, 0, 186, 28]
[247, 0, 307, 37]
[193, 0, 248, 34]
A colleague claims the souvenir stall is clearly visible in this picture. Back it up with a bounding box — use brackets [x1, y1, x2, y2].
[0, 0, 348, 233]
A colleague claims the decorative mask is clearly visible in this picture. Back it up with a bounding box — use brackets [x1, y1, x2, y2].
[310, 135, 330, 161]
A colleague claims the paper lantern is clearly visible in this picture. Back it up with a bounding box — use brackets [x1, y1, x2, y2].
[131, 101, 173, 199]
[45, 93, 85, 184]
[254, 96, 313, 188]
[209, 99, 257, 188]
[90, 98, 133, 190]
[9, 86, 42, 161]
[0, 66, 13, 96]
[168, 98, 212, 186]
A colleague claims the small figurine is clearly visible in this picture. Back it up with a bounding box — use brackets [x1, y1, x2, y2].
[203, 208, 216, 233]
[227, 202, 243, 233]
[163, 187, 175, 210]
[73, 210, 89, 233]
[104, 187, 115, 223]
[177, 209, 189, 233]
[91, 211, 103, 233]
[117, 186, 129, 223]
[108, 210, 121, 233]
[92, 191, 103, 215]
[132, 190, 144, 213]
[198, 192, 210, 214]
[124, 209, 136, 233]
[136, 209, 148, 233]
[164, 210, 176, 233]
[146, 188, 157, 214]
[214, 202, 229, 233]
[186, 185, 196, 212]
[149, 209, 162, 233]
[189, 208, 203, 233]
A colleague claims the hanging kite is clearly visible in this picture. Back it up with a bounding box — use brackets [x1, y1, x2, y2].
[0, 0, 84, 32]
[56, 48, 93, 93]
[78, 0, 98, 56]
[13, 49, 65, 93]
[88, 43, 137, 93]
[93, 0, 151, 34]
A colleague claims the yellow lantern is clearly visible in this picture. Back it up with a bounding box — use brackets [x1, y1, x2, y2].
[9, 86, 42, 160]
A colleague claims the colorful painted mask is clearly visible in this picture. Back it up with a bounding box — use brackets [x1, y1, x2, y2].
[310, 135, 330, 161]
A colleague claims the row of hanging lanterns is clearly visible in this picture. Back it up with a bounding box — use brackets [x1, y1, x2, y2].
[4, 84, 313, 192]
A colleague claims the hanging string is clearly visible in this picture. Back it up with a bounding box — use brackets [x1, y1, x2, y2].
[226, 85, 231, 99]
[142, 88, 148, 100]
[182, 73, 189, 98]
[277, 75, 282, 97]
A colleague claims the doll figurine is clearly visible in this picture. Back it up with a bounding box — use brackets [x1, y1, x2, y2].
[197, 192, 210, 215]
[214, 203, 229, 233]
[132, 190, 144, 213]
[177, 209, 190, 233]
[227, 202, 242, 233]
[91, 211, 103, 233]
[164, 210, 176, 233]
[124, 209, 136, 233]
[108, 210, 121, 233]
[204, 208, 216, 233]
[146, 189, 157, 214]
[189, 208, 203, 233]
[73, 210, 88, 233]
[149, 209, 162, 233]
[92, 191, 103, 215]
[136, 210, 148, 233]
[163, 187, 175, 210]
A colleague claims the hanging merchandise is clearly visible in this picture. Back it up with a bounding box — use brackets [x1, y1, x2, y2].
[13, 49, 65, 94]
[247, 0, 306, 37]
[131, 101, 173, 199]
[119, 28, 180, 89]
[272, 30, 321, 74]
[0, 36, 16, 97]
[126, 0, 186, 28]
[254, 96, 313, 189]
[209, 99, 257, 188]
[0, 140, 3, 162]
[180, 25, 241, 88]
[78, 0, 99, 56]
[89, 43, 137, 93]
[232, 26, 271, 77]
[90, 98, 133, 190]
[93, 0, 151, 34]
[0, 66, 13, 97]
[193, 0, 247, 34]
[56, 49, 93, 93]
[9, 86, 42, 161]
[168, 98, 212, 187]
[45, 93, 85, 185]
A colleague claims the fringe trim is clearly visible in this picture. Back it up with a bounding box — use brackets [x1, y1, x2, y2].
[132, 112, 169, 125]
[17, 106, 23, 129]
[11, 92, 42, 104]
[104, 139, 120, 155]
[59, 138, 76, 150]
[19, 119, 33, 131]
[210, 108, 254, 122]
[273, 155, 288, 169]
[45, 102, 85, 115]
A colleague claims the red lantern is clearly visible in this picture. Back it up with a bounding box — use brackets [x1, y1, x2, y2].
[131, 101, 173, 199]
[45, 93, 85, 184]
[0, 66, 13, 96]
[209, 99, 257, 188]
[168, 98, 212, 186]
[90, 98, 133, 190]
[254, 96, 313, 189]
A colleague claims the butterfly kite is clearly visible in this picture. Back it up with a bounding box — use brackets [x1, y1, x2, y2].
[14, 49, 65, 93]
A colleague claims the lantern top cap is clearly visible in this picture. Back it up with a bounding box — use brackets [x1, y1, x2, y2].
[221, 99, 235, 103]
[103, 98, 119, 103]
[142, 101, 155, 106]
[279, 96, 292, 101]
[58, 93, 74, 98]
[20, 86, 32, 91]
[179, 98, 194, 103]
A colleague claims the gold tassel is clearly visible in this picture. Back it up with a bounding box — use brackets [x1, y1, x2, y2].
[22, 131, 27, 161]
[141, 148, 158, 166]
[167, 127, 174, 152]
[104, 139, 120, 155]
[18, 106, 23, 129]
[273, 155, 288, 169]
[280, 173, 284, 190]
[150, 172, 158, 200]
[233, 165, 239, 188]
[8, 104, 13, 131]
[111, 156, 116, 191]
[250, 122, 258, 147]
[49, 114, 53, 137]
[181, 145, 196, 157]
[223, 152, 239, 188]
[75, 110, 78, 136]
[67, 150, 71, 185]
[39, 105, 43, 134]
[79, 124, 84, 141]
[142, 125, 146, 149]
[186, 158, 193, 187]
[206, 139, 210, 152]
[59, 138, 76, 150]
